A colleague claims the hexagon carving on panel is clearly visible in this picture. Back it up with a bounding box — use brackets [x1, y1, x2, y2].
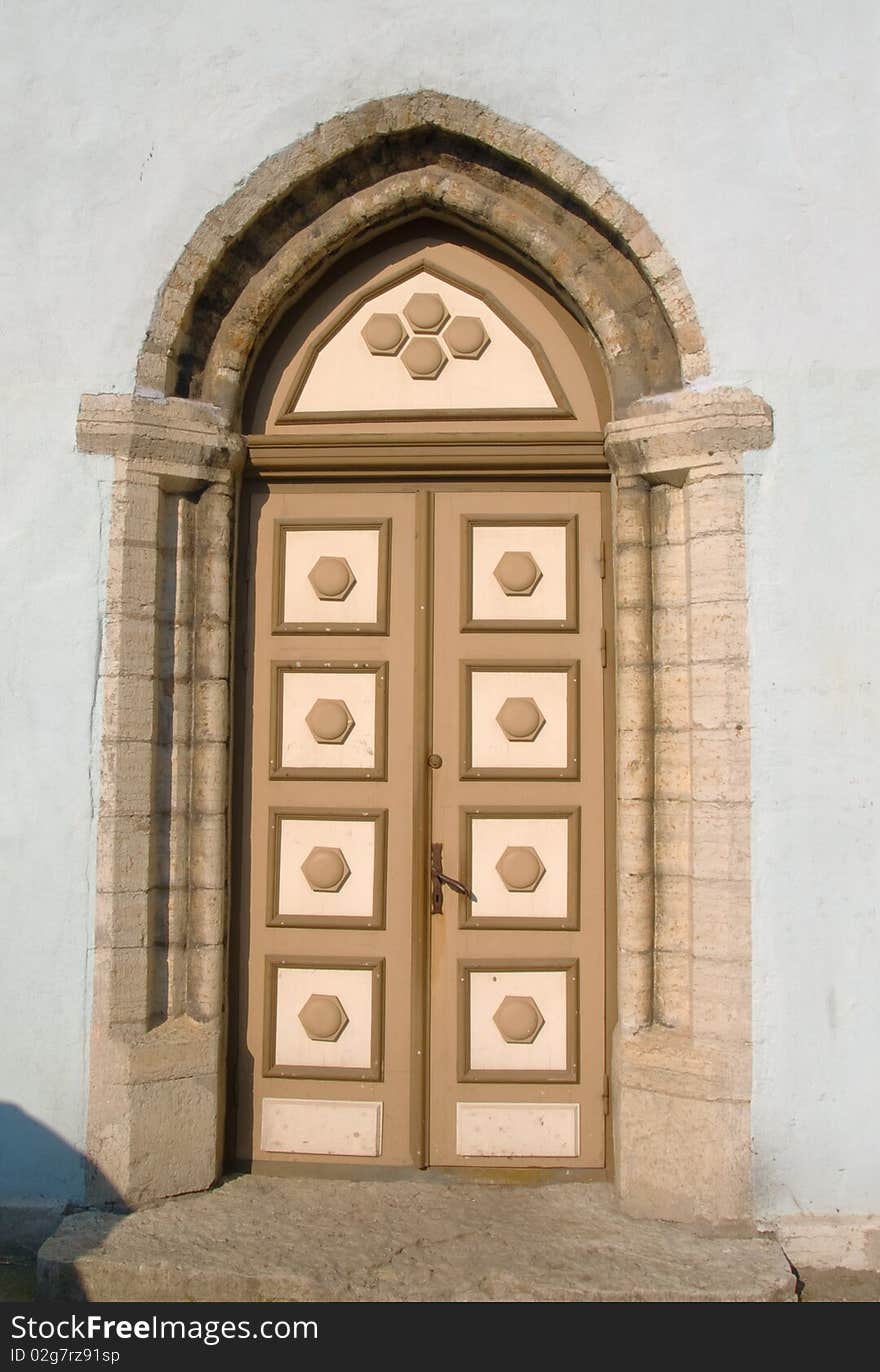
[308, 556, 357, 602]
[495, 846, 546, 892]
[496, 696, 546, 742]
[444, 315, 490, 359]
[401, 336, 447, 380]
[493, 995, 545, 1045]
[298, 993, 349, 1043]
[361, 312, 407, 356]
[493, 550, 543, 597]
[305, 698, 355, 745]
[403, 292, 449, 334]
[301, 846, 351, 893]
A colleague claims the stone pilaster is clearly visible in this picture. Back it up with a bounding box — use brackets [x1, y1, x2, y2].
[78, 394, 244, 1205]
[606, 387, 772, 1225]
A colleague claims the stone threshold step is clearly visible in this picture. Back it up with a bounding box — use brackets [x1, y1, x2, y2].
[38, 1175, 795, 1303]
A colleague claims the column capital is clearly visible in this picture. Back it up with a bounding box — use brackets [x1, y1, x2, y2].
[605, 386, 773, 486]
[77, 392, 246, 486]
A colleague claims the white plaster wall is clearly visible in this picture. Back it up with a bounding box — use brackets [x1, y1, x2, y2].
[1, 0, 877, 1214]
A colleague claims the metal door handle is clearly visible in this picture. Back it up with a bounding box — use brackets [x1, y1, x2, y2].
[431, 843, 477, 914]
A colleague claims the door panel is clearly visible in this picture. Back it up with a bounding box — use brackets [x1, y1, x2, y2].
[428, 491, 606, 1167]
[236, 490, 421, 1167]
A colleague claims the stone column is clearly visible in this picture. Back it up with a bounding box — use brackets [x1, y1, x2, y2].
[78, 394, 244, 1205]
[605, 387, 772, 1225]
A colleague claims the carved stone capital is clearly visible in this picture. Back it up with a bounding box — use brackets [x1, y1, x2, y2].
[77, 392, 246, 486]
[605, 386, 773, 486]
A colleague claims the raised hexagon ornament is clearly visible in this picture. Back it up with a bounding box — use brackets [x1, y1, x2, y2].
[401, 336, 447, 379]
[444, 315, 490, 359]
[361, 312, 407, 355]
[495, 696, 545, 742]
[495, 846, 546, 892]
[305, 698, 355, 745]
[308, 555, 356, 601]
[298, 993, 349, 1042]
[301, 846, 351, 893]
[402, 292, 449, 334]
[493, 550, 543, 596]
[493, 995, 545, 1044]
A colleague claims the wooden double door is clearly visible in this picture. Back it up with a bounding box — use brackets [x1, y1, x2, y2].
[233, 482, 609, 1170]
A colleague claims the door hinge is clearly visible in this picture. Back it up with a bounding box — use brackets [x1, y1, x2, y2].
[599, 539, 606, 580]
[602, 1073, 610, 1116]
[600, 627, 608, 667]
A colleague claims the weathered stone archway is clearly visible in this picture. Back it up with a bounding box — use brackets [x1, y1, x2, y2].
[78, 91, 772, 1223]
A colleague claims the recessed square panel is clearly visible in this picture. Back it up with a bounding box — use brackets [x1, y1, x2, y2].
[272, 662, 387, 779]
[270, 810, 386, 928]
[464, 664, 578, 778]
[459, 962, 578, 1083]
[274, 520, 390, 634]
[266, 958, 384, 1081]
[456, 1103, 580, 1159]
[463, 810, 579, 928]
[465, 518, 577, 630]
[261, 1099, 383, 1157]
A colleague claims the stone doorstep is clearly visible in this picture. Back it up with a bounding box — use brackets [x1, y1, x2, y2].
[36, 1175, 795, 1303]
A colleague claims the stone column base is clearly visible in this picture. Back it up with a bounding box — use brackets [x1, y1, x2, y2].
[613, 1025, 752, 1226]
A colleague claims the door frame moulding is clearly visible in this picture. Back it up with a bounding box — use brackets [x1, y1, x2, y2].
[76, 91, 773, 1222]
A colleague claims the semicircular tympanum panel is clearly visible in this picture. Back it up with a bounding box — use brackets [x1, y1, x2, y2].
[244, 232, 610, 438]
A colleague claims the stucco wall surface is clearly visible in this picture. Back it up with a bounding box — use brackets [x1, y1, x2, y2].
[1, 0, 877, 1216]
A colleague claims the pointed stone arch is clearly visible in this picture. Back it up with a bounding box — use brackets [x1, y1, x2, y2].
[78, 91, 773, 1225]
[135, 91, 707, 414]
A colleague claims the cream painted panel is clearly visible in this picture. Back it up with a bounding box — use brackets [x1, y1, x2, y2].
[261, 1099, 382, 1156]
[456, 1102, 579, 1158]
[470, 669, 569, 770]
[295, 271, 556, 413]
[275, 967, 374, 1069]
[281, 671, 376, 769]
[471, 816, 569, 918]
[278, 817, 376, 919]
[469, 969, 568, 1071]
[282, 527, 380, 625]
[471, 524, 568, 622]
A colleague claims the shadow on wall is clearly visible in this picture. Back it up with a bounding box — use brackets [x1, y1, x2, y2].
[0, 1104, 126, 1298]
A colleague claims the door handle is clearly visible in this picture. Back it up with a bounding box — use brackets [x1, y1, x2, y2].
[431, 843, 477, 914]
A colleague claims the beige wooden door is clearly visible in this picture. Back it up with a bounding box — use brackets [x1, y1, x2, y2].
[235, 484, 607, 1171]
[428, 491, 606, 1166]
